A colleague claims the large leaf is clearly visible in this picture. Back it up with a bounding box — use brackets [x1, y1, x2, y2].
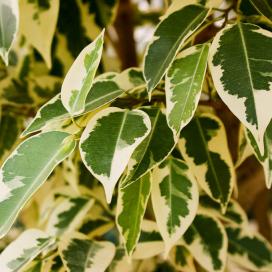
[178, 113, 235, 209]
[249, 0, 272, 22]
[22, 78, 124, 137]
[143, 4, 208, 96]
[183, 213, 228, 272]
[0, 0, 19, 64]
[79, 107, 151, 203]
[61, 30, 104, 115]
[59, 232, 115, 272]
[151, 158, 198, 254]
[209, 22, 272, 155]
[226, 226, 272, 271]
[122, 107, 176, 187]
[116, 173, 151, 256]
[0, 229, 54, 272]
[165, 43, 209, 134]
[19, 0, 59, 68]
[0, 131, 76, 238]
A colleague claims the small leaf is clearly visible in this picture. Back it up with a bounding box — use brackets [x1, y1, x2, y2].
[59, 232, 115, 272]
[0, 0, 19, 64]
[166, 43, 209, 134]
[0, 131, 76, 238]
[0, 229, 54, 272]
[22, 78, 124, 137]
[179, 113, 235, 209]
[209, 22, 272, 155]
[79, 107, 151, 203]
[122, 107, 176, 187]
[143, 4, 208, 97]
[249, 0, 272, 22]
[151, 158, 198, 255]
[226, 226, 272, 271]
[183, 213, 228, 272]
[116, 173, 152, 256]
[61, 30, 104, 115]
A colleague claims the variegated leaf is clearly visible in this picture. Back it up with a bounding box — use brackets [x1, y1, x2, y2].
[178, 113, 235, 209]
[249, 0, 272, 22]
[0, 229, 54, 272]
[46, 197, 94, 236]
[0, 0, 19, 64]
[122, 107, 176, 187]
[143, 4, 209, 96]
[0, 131, 76, 238]
[226, 226, 272, 271]
[116, 173, 151, 256]
[209, 22, 272, 155]
[151, 157, 198, 254]
[22, 78, 124, 137]
[166, 43, 209, 134]
[246, 120, 272, 188]
[183, 213, 228, 272]
[199, 195, 248, 227]
[61, 30, 104, 115]
[19, 0, 59, 68]
[80, 107, 151, 203]
[59, 232, 115, 272]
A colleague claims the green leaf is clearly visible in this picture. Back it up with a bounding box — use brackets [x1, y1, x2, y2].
[122, 107, 176, 187]
[249, 0, 272, 22]
[79, 107, 151, 203]
[61, 30, 104, 115]
[46, 197, 94, 236]
[143, 4, 208, 96]
[19, 0, 60, 68]
[0, 0, 19, 65]
[0, 229, 54, 272]
[199, 195, 248, 227]
[209, 22, 272, 155]
[183, 213, 227, 272]
[0, 131, 76, 238]
[59, 232, 115, 272]
[166, 43, 209, 134]
[116, 173, 151, 256]
[22, 78, 124, 137]
[226, 226, 272, 271]
[151, 157, 198, 254]
[179, 113, 235, 209]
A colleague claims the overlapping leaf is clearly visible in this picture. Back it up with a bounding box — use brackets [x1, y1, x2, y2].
[61, 30, 104, 115]
[143, 4, 209, 96]
[249, 0, 272, 22]
[151, 158, 198, 254]
[116, 173, 151, 256]
[80, 107, 151, 203]
[0, 131, 76, 238]
[165, 43, 209, 134]
[209, 22, 272, 155]
[178, 113, 235, 209]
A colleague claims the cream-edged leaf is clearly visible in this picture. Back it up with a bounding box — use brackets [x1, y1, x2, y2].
[143, 4, 209, 96]
[209, 23, 272, 155]
[183, 213, 228, 272]
[79, 107, 151, 203]
[116, 173, 151, 256]
[0, 0, 19, 64]
[178, 113, 235, 209]
[151, 157, 198, 255]
[0, 131, 76, 238]
[61, 30, 104, 115]
[19, 0, 59, 68]
[166, 43, 209, 134]
[122, 107, 176, 187]
[226, 226, 272, 271]
[0, 229, 54, 272]
[59, 232, 115, 272]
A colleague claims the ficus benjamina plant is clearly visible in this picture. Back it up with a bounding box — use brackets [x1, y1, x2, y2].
[0, 0, 272, 271]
